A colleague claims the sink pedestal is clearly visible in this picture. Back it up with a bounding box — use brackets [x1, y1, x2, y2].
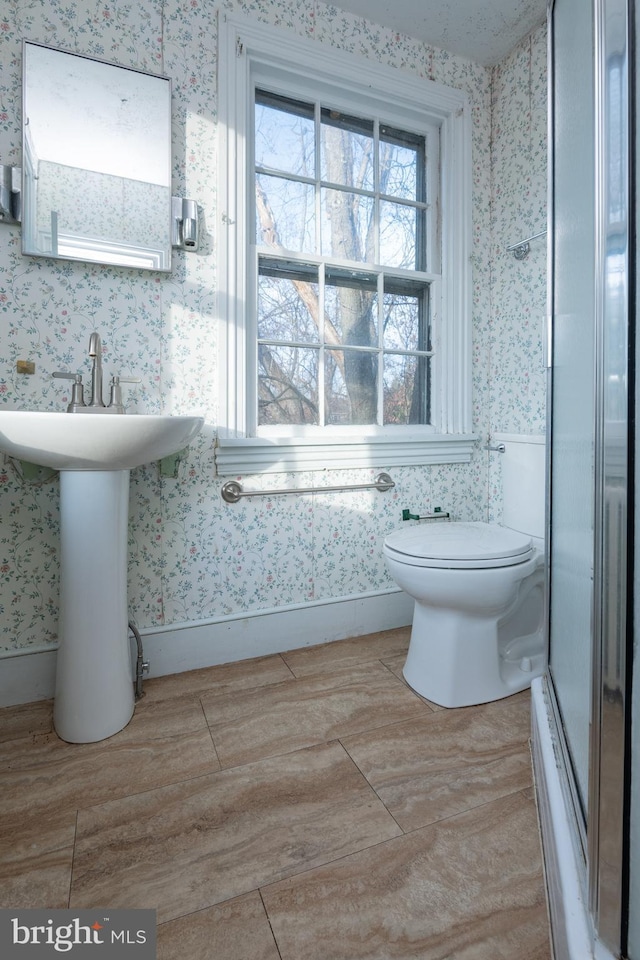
[0, 410, 204, 742]
[53, 470, 135, 743]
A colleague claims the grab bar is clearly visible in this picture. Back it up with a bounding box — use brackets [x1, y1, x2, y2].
[221, 472, 395, 503]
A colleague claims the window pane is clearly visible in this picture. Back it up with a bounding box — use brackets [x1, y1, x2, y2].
[321, 188, 374, 261]
[258, 259, 320, 343]
[379, 126, 424, 202]
[383, 353, 430, 425]
[379, 201, 423, 269]
[383, 283, 429, 352]
[256, 174, 315, 253]
[258, 344, 318, 425]
[325, 348, 378, 425]
[321, 109, 374, 191]
[325, 268, 377, 347]
[252, 93, 436, 433]
[255, 91, 315, 178]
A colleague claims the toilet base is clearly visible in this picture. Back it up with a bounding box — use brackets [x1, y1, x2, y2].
[403, 593, 545, 709]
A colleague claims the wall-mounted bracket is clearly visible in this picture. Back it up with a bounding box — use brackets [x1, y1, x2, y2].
[0, 165, 21, 224]
[402, 506, 450, 522]
[172, 196, 199, 251]
[506, 229, 546, 260]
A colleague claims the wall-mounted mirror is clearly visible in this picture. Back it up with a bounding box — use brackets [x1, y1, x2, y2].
[22, 41, 172, 271]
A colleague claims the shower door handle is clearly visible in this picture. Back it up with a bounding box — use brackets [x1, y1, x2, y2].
[543, 314, 553, 369]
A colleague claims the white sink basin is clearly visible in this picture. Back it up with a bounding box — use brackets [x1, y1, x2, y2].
[0, 410, 204, 471]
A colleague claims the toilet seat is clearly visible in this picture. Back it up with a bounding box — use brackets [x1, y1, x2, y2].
[383, 520, 534, 569]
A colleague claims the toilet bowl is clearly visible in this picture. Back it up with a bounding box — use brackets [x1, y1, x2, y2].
[383, 434, 546, 708]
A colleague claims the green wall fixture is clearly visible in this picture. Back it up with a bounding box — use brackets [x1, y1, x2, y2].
[159, 449, 187, 479]
[17, 460, 58, 484]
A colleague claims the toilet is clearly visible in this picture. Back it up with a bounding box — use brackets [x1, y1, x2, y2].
[383, 435, 546, 708]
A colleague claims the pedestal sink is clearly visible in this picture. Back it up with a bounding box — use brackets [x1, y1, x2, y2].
[0, 411, 204, 743]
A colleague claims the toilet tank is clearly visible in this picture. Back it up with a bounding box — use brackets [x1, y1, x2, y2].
[494, 433, 546, 539]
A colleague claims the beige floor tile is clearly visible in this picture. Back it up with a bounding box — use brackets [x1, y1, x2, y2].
[0, 698, 54, 743]
[0, 809, 76, 909]
[341, 693, 533, 831]
[118, 691, 212, 741]
[381, 654, 445, 710]
[1, 700, 219, 817]
[157, 892, 280, 960]
[1, 632, 550, 958]
[281, 627, 410, 677]
[70, 742, 401, 923]
[143, 654, 294, 703]
[202, 661, 428, 768]
[262, 791, 551, 960]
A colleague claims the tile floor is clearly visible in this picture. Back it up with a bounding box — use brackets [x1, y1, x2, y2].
[0, 627, 551, 959]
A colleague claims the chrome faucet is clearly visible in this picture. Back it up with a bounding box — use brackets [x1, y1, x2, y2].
[52, 331, 140, 413]
[88, 331, 105, 407]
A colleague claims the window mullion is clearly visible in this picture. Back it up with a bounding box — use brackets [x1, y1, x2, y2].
[377, 272, 384, 426]
[375, 119, 382, 426]
[254, 246, 440, 285]
[426, 126, 440, 275]
[314, 101, 322, 256]
[255, 165, 317, 186]
[318, 261, 326, 427]
[416, 135, 427, 272]
[315, 104, 323, 428]
[374, 117, 380, 266]
[247, 246, 259, 435]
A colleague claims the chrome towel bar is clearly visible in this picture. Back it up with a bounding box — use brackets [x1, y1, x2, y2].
[221, 472, 395, 503]
[506, 229, 547, 259]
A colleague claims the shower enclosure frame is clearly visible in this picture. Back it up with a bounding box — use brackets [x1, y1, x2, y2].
[538, 0, 634, 956]
[588, 0, 633, 947]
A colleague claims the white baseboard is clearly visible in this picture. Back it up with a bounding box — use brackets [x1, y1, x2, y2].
[0, 589, 413, 707]
[530, 676, 602, 960]
[0, 649, 58, 708]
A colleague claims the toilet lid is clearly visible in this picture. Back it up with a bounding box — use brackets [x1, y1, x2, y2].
[384, 521, 534, 569]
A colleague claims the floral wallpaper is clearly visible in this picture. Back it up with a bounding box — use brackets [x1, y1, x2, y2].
[488, 25, 548, 520]
[490, 26, 547, 433]
[0, 0, 546, 655]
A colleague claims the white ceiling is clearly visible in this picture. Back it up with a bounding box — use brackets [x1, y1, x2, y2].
[326, 0, 547, 66]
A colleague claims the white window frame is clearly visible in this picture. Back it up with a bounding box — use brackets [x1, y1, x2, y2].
[216, 15, 475, 474]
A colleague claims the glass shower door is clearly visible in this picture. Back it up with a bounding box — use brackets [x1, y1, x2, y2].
[548, 0, 596, 821]
[549, 0, 632, 952]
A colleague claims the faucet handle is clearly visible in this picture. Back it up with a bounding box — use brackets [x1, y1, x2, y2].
[108, 375, 141, 414]
[52, 372, 85, 412]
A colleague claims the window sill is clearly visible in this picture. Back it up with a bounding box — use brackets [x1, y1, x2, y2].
[214, 434, 478, 475]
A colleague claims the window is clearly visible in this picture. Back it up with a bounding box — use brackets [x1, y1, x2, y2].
[216, 17, 474, 473]
[255, 91, 433, 431]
